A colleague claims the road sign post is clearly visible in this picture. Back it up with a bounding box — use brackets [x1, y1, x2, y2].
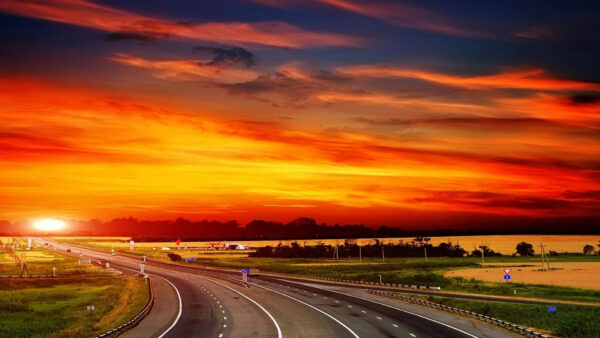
[242, 268, 249, 283]
[140, 263, 145, 274]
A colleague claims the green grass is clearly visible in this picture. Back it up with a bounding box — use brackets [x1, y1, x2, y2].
[422, 296, 600, 338]
[0, 243, 106, 277]
[181, 256, 600, 303]
[51, 237, 600, 303]
[0, 276, 149, 338]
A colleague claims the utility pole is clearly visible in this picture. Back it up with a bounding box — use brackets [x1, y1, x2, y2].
[359, 245, 362, 263]
[481, 249, 485, 266]
[20, 254, 28, 278]
[381, 243, 385, 264]
[540, 243, 551, 271]
[424, 246, 428, 263]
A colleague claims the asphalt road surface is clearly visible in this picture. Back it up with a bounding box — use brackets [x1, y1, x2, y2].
[37, 238, 520, 338]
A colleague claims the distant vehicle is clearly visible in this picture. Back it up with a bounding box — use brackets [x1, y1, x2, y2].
[248, 268, 260, 277]
[111, 251, 117, 256]
[97, 259, 109, 265]
[66, 249, 71, 253]
[161, 247, 171, 251]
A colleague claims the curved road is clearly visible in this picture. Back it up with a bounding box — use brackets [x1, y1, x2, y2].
[37, 238, 519, 338]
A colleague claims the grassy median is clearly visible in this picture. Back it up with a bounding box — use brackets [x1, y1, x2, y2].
[423, 296, 600, 338]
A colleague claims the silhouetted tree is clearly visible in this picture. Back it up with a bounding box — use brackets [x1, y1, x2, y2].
[583, 244, 595, 256]
[516, 242, 534, 256]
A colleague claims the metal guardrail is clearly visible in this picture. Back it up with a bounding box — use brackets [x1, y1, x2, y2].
[96, 276, 154, 338]
[261, 270, 442, 291]
[367, 289, 550, 338]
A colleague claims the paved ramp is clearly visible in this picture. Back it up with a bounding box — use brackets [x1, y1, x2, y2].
[121, 276, 180, 338]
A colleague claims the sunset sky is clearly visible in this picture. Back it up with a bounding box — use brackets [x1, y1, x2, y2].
[1, 1, 599, 228]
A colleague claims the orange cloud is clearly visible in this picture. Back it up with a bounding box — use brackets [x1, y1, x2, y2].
[255, 0, 476, 37]
[0, 0, 362, 48]
[1, 75, 599, 221]
[320, 0, 475, 37]
[110, 54, 259, 83]
[337, 65, 600, 91]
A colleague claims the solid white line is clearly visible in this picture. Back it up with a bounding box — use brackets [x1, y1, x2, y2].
[274, 278, 479, 338]
[393, 324, 398, 328]
[204, 278, 282, 338]
[248, 282, 360, 338]
[376, 316, 382, 320]
[410, 333, 416, 337]
[155, 275, 183, 338]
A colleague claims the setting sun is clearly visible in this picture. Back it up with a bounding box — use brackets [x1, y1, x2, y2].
[33, 219, 67, 232]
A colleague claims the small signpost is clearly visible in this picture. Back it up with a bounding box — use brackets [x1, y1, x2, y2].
[186, 257, 196, 262]
[548, 306, 557, 313]
[87, 305, 95, 312]
[140, 263, 145, 274]
[503, 268, 511, 284]
[242, 268, 249, 283]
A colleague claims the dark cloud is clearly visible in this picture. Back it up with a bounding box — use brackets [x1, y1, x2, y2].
[222, 68, 352, 106]
[409, 190, 597, 211]
[103, 31, 163, 44]
[562, 190, 600, 200]
[193, 46, 257, 68]
[570, 93, 600, 105]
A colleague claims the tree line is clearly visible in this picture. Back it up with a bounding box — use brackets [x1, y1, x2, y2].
[249, 238, 488, 258]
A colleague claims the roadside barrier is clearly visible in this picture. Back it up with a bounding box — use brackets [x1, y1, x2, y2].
[260, 270, 442, 291]
[366, 289, 549, 338]
[96, 276, 154, 338]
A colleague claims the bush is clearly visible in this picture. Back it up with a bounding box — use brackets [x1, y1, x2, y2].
[167, 253, 182, 262]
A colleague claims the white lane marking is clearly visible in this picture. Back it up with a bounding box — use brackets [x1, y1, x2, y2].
[361, 310, 366, 313]
[117, 267, 183, 338]
[219, 334, 223, 338]
[376, 316, 382, 320]
[410, 333, 416, 337]
[203, 279, 282, 338]
[393, 324, 398, 328]
[348, 305, 353, 308]
[155, 275, 183, 338]
[274, 279, 479, 338]
[248, 282, 360, 338]
[335, 300, 340, 303]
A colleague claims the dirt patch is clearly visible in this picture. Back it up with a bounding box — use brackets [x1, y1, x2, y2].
[446, 262, 600, 290]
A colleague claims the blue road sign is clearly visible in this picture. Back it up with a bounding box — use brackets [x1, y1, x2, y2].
[242, 268, 249, 274]
[503, 274, 511, 280]
[186, 257, 196, 261]
[548, 306, 557, 312]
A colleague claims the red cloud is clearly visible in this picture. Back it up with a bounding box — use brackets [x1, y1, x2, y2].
[0, 0, 362, 48]
[337, 65, 600, 91]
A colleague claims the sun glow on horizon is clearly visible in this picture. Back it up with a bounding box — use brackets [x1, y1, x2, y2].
[33, 219, 67, 232]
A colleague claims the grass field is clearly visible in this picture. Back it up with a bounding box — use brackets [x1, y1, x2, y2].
[51, 236, 600, 303]
[418, 295, 600, 338]
[0, 276, 149, 338]
[51, 234, 600, 255]
[0, 239, 106, 277]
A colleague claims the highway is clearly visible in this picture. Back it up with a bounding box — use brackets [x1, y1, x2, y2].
[37, 238, 520, 338]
